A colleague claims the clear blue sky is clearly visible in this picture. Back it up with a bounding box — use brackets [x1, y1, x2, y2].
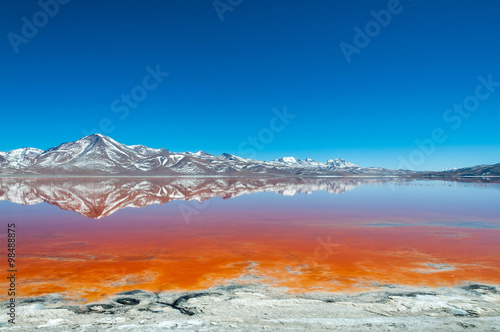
[1, 0, 499, 170]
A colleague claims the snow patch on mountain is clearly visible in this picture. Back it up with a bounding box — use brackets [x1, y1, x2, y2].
[275, 157, 298, 163]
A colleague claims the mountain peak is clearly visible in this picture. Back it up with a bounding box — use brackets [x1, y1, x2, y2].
[81, 133, 118, 144]
[219, 153, 243, 161]
[274, 157, 298, 163]
[326, 159, 357, 168]
[84, 133, 106, 138]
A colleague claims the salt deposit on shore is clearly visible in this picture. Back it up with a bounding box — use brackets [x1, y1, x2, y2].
[1, 283, 499, 331]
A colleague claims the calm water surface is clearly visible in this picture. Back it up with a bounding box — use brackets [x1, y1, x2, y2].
[1, 177, 499, 302]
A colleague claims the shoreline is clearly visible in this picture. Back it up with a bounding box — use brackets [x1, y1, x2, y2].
[2, 282, 499, 331]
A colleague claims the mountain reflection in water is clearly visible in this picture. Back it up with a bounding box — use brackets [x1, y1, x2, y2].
[0, 177, 499, 302]
[0, 177, 395, 218]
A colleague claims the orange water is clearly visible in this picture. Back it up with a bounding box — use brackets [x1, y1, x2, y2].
[2, 178, 499, 303]
[13, 212, 500, 302]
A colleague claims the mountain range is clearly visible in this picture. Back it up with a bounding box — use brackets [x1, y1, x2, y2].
[0, 134, 498, 177]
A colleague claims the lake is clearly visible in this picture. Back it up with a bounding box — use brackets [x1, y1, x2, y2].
[1, 177, 499, 303]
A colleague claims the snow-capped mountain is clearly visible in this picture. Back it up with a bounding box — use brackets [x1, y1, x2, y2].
[1, 147, 44, 169]
[0, 134, 497, 177]
[0, 134, 407, 176]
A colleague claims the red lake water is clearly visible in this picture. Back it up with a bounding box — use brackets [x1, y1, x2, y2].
[1, 177, 499, 302]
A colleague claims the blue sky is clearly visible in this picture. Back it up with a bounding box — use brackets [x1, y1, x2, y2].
[1, 0, 499, 170]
